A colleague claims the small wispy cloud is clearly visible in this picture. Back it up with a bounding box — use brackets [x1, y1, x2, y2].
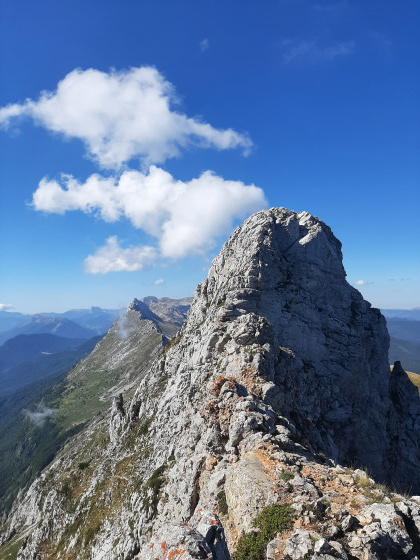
[200, 38, 209, 53]
[116, 312, 134, 340]
[281, 39, 355, 64]
[154, 278, 164, 285]
[353, 280, 373, 287]
[0, 303, 12, 311]
[84, 237, 157, 274]
[24, 405, 58, 428]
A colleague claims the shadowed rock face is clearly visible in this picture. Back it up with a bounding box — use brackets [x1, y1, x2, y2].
[2, 208, 420, 560]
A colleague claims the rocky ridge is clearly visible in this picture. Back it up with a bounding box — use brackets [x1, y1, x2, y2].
[1, 208, 420, 560]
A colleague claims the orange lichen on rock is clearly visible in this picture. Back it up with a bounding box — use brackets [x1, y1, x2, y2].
[254, 445, 282, 482]
[213, 376, 236, 396]
[167, 547, 186, 560]
[237, 365, 263, 398]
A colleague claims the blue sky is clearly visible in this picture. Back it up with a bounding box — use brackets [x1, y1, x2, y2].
[0, 0, 419, 313]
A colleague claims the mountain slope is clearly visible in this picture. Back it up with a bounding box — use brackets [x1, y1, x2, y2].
[0, 297, 190, 522]
[2, 209, 420, 560]
[0, 336, 103, 515]
[0, 336, 102, 396]
[0, 311, 29, 334]
[385, 318, 420, 374]
[0, 333, 86, 373]
[382, 308, 420, 321]
[51, 296, 191, 434]
[389, 336, 420, 374]
[386, 318, 420, 343]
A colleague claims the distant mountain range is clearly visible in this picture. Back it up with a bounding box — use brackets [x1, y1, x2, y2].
[0, 306, 123, 344]
[42, 306, 123, 335]
[383, 317, 420, 374]
[0, 315, 95, 346]
[381, 307, 420, 321]
[383, 318, 420, 342]
[0, 306, 121, 397]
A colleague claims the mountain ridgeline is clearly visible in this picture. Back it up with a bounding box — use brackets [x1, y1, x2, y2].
[1, 208, 420, 560]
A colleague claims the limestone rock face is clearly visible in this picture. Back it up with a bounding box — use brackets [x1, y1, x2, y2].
[1, 208, 420, 560]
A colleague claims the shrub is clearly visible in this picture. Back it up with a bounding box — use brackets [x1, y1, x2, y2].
[232, 503, 294, 560]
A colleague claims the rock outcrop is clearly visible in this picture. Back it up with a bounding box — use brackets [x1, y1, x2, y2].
[1, 208, 420, 560]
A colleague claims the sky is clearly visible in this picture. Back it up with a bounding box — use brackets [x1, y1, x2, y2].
[0, 0, 419, 313]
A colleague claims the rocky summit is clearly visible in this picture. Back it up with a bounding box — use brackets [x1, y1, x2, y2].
[1, 208, 420, 560]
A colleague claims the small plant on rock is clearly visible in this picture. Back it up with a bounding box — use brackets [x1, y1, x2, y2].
[280, 470, 294, 482]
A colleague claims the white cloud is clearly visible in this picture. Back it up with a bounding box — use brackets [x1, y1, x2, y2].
[154, 278, 164, 285]
[0, 303, 12, 311]
[281, 39, 354, 64]
[84, 237, 157, 274]
[354, 280, 373, 286]
[33, 165, 267, 261]
[0, 66, 252, 168]
[200, 38, 210, 52]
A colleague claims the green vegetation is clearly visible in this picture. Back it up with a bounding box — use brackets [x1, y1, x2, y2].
[56, 328, 162, 433]
[164, 334, 181, 352]
[138, 416, 153, 436]
[217, 490, 229, 516]
[0, 377, 85, 514]
[280, 470, 294, 482]
[232, 503, 294, 560]
[0, 533, 23, 560]
[143, 464, 167, 517]
[355, 474, 391, 504]
[0, 311, 165, 518]
[84, 522, 101, 546]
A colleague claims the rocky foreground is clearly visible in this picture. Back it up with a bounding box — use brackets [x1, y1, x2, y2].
[1, 208, 420, 560]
